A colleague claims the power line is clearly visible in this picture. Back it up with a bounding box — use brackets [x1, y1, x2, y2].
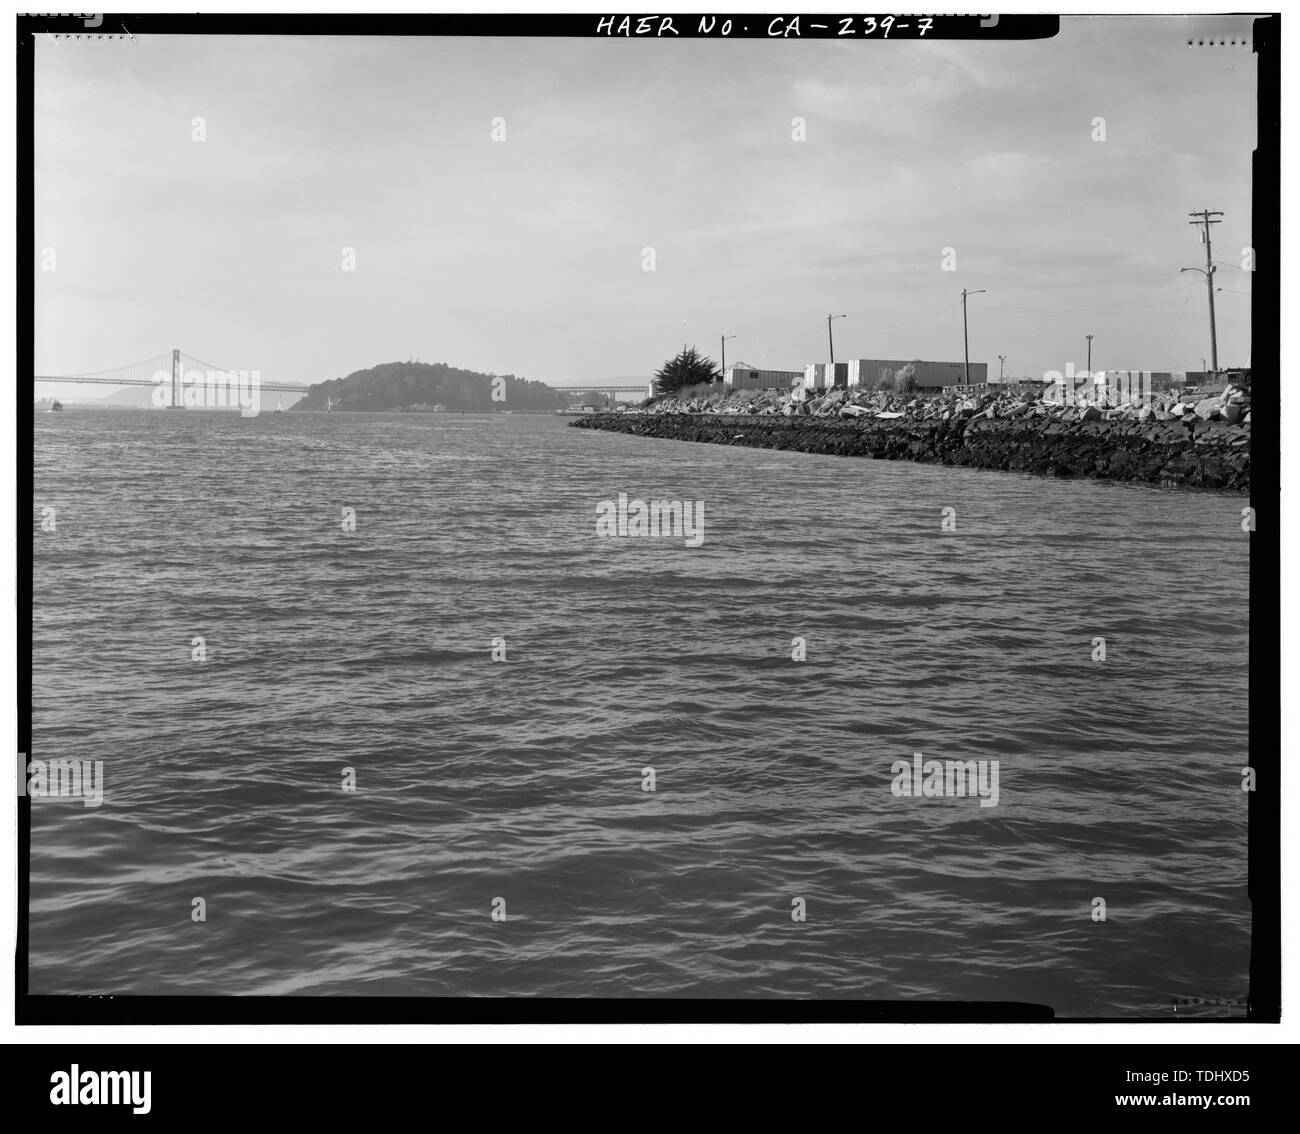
[866, 298, 964, 331]
[753, 299, 962, 361]
[972, 282, 1196, 317]
[1003, 359, 1056, 375]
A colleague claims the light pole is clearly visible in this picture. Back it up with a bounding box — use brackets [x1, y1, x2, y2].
[827, 314, 846, 368]
[721, 333, 735, 377]
[961, 289, 985, 385]
[1086, 334, 1093, 375]
[998, 354, 1006, 383]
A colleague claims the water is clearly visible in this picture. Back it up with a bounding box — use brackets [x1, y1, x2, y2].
[30, 409, 1251, 1014]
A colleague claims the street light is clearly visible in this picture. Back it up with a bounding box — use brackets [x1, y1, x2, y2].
[721, 333, 736, 377]
[961, 289, 985, 386]
[827, 314, 846, 369]
[1086, 333, 1093, 375]
[1181, 263, 1219, 376]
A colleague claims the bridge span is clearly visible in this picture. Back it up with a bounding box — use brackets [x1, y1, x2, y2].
[34, 349, 306, 400]
[36, 351, 650, 404]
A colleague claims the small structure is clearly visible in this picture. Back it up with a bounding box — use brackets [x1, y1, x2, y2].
[723, 365, 804, 391]
[803, 362, 849, 390]
[802, 362, 828, 391]
[847, 359, 987, 389]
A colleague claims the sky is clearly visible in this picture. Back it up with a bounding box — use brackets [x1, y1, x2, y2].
[33, 15, 1257, 395]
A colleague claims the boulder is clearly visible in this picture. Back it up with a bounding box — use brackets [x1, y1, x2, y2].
[1194, 397, 1221, 421]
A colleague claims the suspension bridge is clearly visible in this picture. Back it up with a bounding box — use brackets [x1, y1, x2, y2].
[32, 351, 650, 410]
[34, 349, 308, 406]
[35, 351, 648, 404]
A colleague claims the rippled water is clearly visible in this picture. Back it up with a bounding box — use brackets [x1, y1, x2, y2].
[29, 409, 1251, 1014]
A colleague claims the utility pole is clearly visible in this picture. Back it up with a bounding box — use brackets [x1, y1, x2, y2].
[721, 333, 735, 377]
[961, 289, 985, 385]
[826, 314, 846, 369]
[1183, 209, 1223, 376]
[1086, 334, 1093, 374]
[998, 354, 1006, 382]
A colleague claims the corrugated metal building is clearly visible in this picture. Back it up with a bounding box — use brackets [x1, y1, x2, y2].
[805, 363, 848, 389]
[723, 366, 804, 391]
[847, 359, 988, 389]
[802, 363, 827, 390]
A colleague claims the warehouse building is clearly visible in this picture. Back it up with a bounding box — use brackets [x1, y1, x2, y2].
[722, 365, 805, 391]
[802, 362, 827, 390]
[846, 359, 987, 389]
[803, 362, 848, 390]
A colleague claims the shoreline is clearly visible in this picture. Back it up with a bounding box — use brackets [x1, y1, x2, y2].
[570, 410, 1250, 492]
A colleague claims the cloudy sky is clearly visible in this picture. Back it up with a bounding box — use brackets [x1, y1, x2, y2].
[34, 15, 1256, 392]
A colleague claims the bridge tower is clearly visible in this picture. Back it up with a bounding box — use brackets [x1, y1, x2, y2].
[171, 348, 181, 409]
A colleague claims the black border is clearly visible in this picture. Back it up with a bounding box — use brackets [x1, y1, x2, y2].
[22, 11, 1061, 38]
[1245, 9, 1279, 1025]
[5, 1042, 1290, 1119]
[16, 11, 1280, 1027]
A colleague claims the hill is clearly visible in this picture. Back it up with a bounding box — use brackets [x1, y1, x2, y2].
[293, 361, 567, 413]
[89, 384, 307, 409]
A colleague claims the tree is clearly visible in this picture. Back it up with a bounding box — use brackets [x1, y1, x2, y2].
[654, 345, 721, 395]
